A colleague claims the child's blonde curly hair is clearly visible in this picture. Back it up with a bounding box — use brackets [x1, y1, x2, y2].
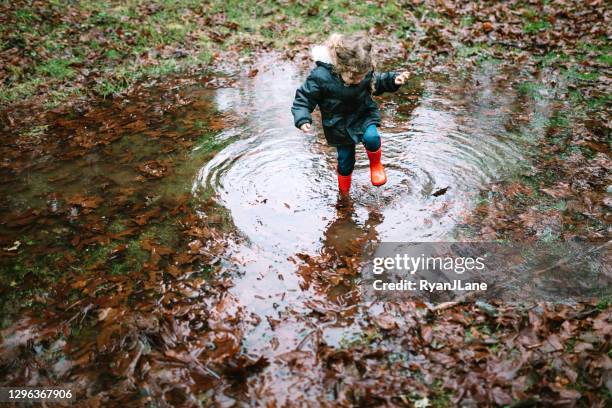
[326, 32, 377, 93]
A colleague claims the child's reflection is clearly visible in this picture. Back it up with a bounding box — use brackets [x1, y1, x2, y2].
[297, 198, 384, 310]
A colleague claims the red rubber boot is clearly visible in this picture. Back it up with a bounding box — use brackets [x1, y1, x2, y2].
[337, 169, 352, 195]
[366, 144, 387, 186]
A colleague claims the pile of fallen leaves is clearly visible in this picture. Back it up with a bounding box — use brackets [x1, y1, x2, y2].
[0, 84, 255, 404]
[310, 300, 611, 406]
[0, 230, 268, 406]
[251, 204, 612, 406]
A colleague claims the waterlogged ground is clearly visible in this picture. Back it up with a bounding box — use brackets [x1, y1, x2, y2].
[193, 55, 550, 344]
[0, 54, 610, 406]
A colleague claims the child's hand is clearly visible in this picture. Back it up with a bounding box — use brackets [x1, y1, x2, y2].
[394, 72, 410, 85]
[300, 123, 312, 133]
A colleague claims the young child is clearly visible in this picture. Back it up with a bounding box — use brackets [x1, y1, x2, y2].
[291, 32, 409, 195]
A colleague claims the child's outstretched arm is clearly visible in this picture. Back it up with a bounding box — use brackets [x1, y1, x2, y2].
[291, 70, 322, 133]
[372, 71, 410, 96]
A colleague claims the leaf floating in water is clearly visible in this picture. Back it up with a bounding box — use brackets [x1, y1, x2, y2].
[476, 300, 498, 317]
[3, 241, 21, 251]
[432, 186, 449, 197]
[67, 194, 103, 209]
[137, 160, 169, 179]
[223, 355, 269, 380]
[373, 313, 398, 330]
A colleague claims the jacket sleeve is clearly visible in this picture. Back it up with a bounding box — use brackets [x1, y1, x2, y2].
[291, 70, 322, 129]
[372, 71, 401, 96]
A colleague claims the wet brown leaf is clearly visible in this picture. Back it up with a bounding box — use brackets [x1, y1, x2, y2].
[137, 161, 169, 178]
[373, 313, 398, 330]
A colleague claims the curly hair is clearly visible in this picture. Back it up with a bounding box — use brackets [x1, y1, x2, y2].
[326, 32, 377, 93]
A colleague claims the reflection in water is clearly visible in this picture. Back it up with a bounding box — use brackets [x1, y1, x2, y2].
[191, 53, 558, 402]
[299, 197, 384, 302]
[323, 198, 383, 258]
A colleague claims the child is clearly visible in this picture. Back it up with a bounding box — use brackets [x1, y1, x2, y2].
[291, 32, 410, 195]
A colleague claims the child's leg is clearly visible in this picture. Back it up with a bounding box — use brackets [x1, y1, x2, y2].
[362, 124, 381, 152]
[362, 124, 387, 186]
[336, 144, 356, 176]
[336, 144, 355, 194]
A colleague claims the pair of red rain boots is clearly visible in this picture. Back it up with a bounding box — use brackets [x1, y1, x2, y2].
[337, 145, 387, 195]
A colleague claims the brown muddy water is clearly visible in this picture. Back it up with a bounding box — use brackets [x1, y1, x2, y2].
[188, 55, 559, 399]
[0, 53, 561, 403]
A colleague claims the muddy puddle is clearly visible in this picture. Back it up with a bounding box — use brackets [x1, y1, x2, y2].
[0, 53, 562, 403]
[188, 54, 559, 386]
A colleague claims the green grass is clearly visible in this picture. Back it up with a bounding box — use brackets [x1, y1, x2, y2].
[538, 226, 560, 242]
[21, 124, 49, 139]
[15, 9, 37, 24]
[193, 128, 232, 153]
[577, 39, 611, 54]
[429, 379, 454, 407]
[43, 87, 83, 109]
[3, 0, 218, 102]
[516, 81, 547, 99]
[0, 78, 44, 103]
[535, 199, 567, 212]
[94, 80, 128, 98]
[1, 0, 609, 123]
[457, 43, 489, 58]
[523, 20, 551, 34]
[536, 51, 569, 66]
[564, 68, 600, 82]
[0, 249, 71, 328]
[106, 49, 121, 60]
[339, 329, 383, 349]
[1, 0, 420, 106]
[460, 16, 475, 28]
[597, 296, 612, 310]
[82, 244, 111, 269]
[139, 222, 180, 249]
[547, 111, 570, 129]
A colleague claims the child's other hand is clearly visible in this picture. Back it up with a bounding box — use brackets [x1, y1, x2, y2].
[394, 71, 410, 85]
[300, 123, 312, 133]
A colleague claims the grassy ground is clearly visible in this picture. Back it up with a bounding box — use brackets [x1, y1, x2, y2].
[0, 0, 410, 108]
[2, 1, 608, 114]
